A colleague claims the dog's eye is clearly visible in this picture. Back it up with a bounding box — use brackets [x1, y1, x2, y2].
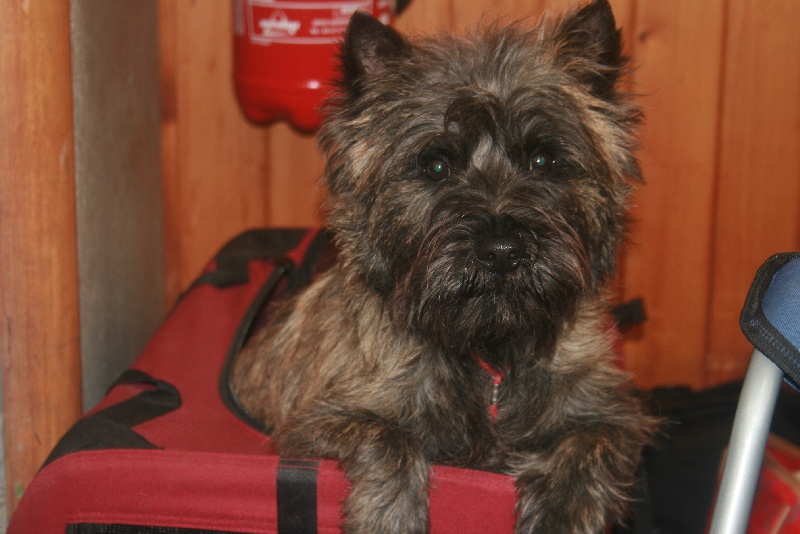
[424, 158, 451, 181]
[529, 150, 555, 175]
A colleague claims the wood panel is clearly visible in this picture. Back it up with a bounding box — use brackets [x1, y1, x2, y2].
[398, 0, 634, 34]
[159, 1, 271, 306]
[705, 0, 800, 384]
[265, 123, 326, 226]
[0, 2, 83, 515]
[449, 0, 585, 30]
[395, 0, 452, 33]
[617, 1, 726, 389]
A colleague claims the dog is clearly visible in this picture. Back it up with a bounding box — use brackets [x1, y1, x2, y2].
[233, 1, 657, 531]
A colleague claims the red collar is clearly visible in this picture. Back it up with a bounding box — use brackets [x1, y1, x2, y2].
[472, 354, 505, 422]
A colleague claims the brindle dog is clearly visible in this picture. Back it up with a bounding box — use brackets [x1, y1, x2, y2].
[234, 1, 657, 531]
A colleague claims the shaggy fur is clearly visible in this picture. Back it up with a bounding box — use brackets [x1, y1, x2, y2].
[233, 1, 657, 532]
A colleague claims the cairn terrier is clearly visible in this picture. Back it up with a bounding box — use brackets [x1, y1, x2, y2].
[233, 0, 656, 531]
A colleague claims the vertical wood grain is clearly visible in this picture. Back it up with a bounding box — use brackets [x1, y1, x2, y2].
[705, 0, 800, 384]
[395, 0, 453, 33]
[0, 1, 82, 514]
[619, 0, 726, 389]
[450, 0, 572, 30]
[264, 124, 326, 227]
[160, 1, 271, 306]
[443, 0, 635, 34]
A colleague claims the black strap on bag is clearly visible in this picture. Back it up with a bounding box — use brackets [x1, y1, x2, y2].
[277, 459, 321, 534]
[192, 228, 311, 289]
[43, 369, 182, 468]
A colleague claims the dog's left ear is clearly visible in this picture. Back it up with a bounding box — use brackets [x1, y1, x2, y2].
[340, 12, 408, 97]
[555, 0, 624, 99]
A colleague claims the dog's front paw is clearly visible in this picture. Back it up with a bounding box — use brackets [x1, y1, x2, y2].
[276, 407, 431, 534]
[344, 479, 429, 534]
[511, 430, 641, 534]
[341, 439, 430, 534]
[514, 471, 608, 534]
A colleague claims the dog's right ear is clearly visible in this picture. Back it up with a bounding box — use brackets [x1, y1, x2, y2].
[554, 0, 624, 99]
[340, 12, 408, 96]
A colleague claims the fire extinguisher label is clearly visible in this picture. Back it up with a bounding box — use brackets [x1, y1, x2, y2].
[244, 0, 385, 45]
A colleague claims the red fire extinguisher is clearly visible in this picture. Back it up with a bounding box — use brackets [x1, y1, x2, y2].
[233, 0, 410, 132]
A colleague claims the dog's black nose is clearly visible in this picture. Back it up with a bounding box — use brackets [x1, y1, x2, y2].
[476, 235, 528, 274]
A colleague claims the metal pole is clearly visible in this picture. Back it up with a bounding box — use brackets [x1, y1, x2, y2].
[708, 348, 784, 534]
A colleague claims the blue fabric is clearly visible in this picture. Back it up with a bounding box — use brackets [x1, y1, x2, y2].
[762, 258, 800, 351]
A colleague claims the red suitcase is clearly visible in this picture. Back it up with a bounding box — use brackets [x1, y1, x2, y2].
[8, 227, 518, 534]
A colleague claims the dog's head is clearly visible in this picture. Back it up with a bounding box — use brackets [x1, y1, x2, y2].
[319, 0, 641, 358]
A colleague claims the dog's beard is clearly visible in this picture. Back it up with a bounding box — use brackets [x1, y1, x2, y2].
[387, 207, 591, 360]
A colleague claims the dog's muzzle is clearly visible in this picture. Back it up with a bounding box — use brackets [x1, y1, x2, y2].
[475, 234, 531, 275]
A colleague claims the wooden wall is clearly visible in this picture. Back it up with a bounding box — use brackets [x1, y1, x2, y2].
[0, 2, 83, 517]
[160, 0, 800, 392]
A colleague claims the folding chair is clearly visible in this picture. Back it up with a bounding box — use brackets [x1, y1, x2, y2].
[709, 252, 800, 534]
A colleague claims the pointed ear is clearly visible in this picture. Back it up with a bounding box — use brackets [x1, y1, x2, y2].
[555, 0, 625, 98]
[340, 12, 408, 95]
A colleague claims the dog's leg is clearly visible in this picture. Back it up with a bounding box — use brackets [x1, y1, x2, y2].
[274, 402, 430, 534]
[511, 423, 643, 534]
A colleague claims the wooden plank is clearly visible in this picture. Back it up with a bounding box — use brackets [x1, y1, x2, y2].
[0, 2, 82, 514]
[446, 0, 634, 33]
[159, 1, 183, 307]
[160, 1, 271, 306]
[264, 124, 326, 227]
[619, 0, 726, 389]
[607, 0, 636, 40]
[396, 0, 453, 33]
[451, 0, 568, 30]
[705, 0, 800, 384]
